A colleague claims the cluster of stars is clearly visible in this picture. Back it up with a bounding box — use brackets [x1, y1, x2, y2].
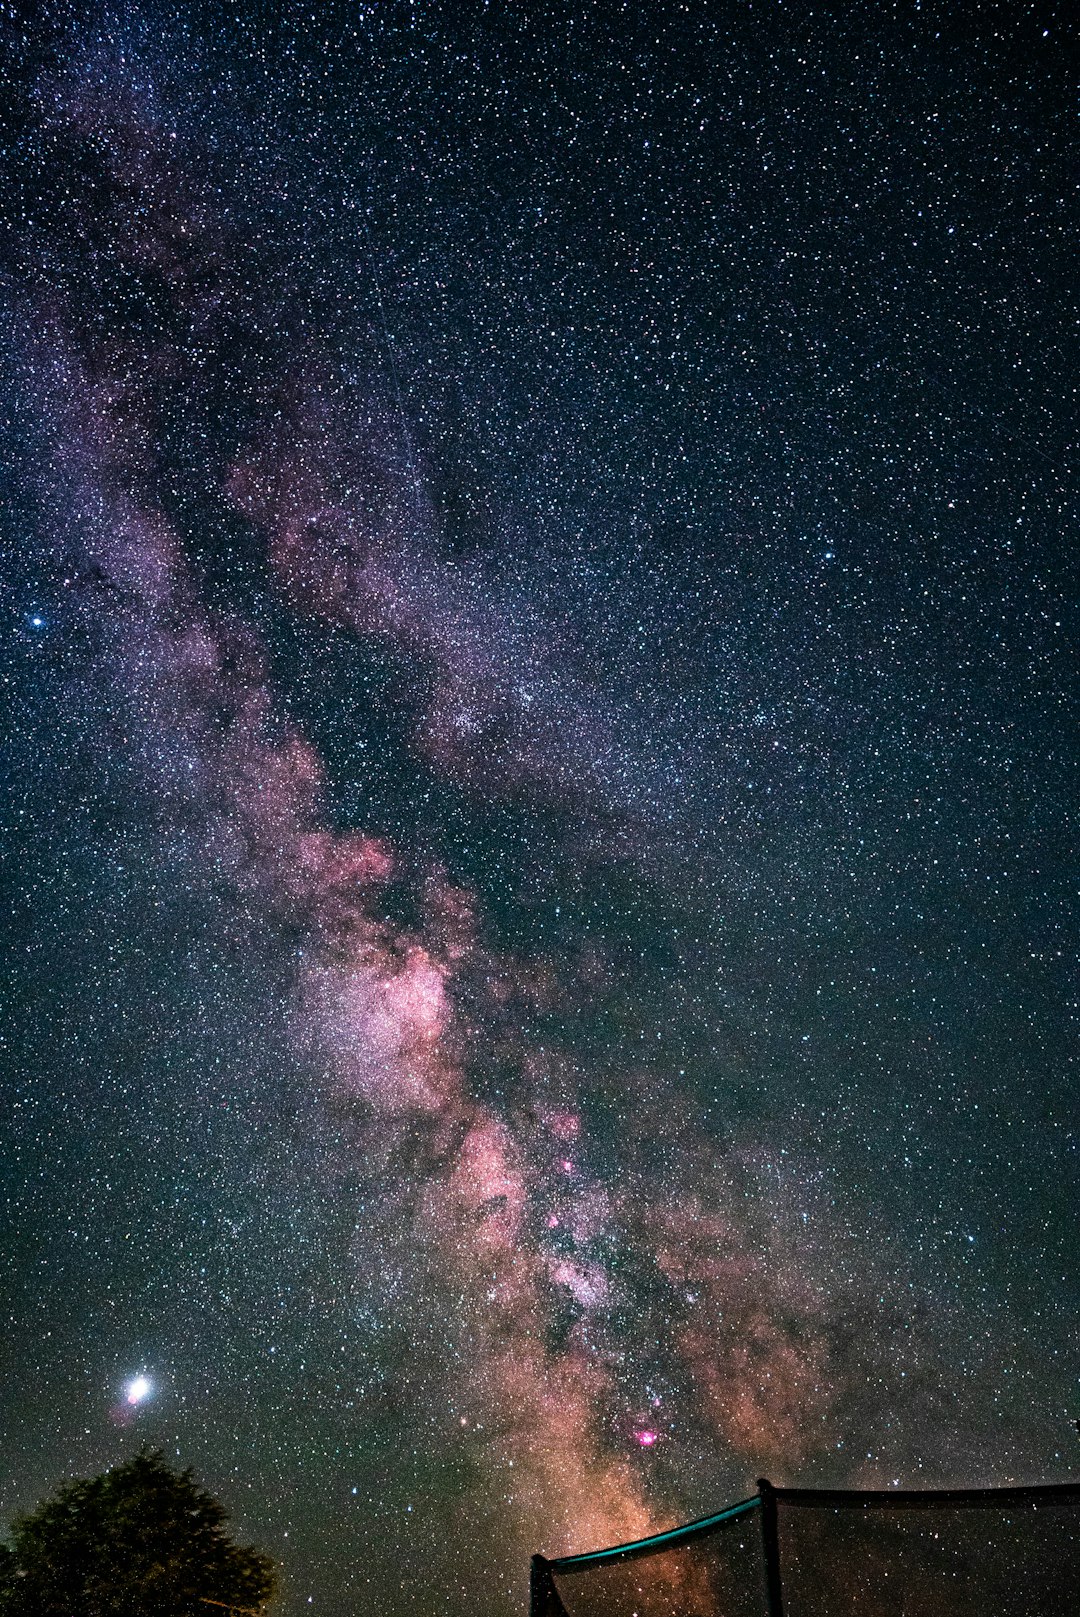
[0, 5, 1074, 1617]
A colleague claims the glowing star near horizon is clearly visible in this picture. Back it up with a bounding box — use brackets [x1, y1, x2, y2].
[125, 1375, 152, 1405]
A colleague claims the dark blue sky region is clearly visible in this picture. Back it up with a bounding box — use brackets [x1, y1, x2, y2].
[1, 4, 1076, 1614]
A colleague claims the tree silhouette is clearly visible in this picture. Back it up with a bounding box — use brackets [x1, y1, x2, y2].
[0, 1451, 277, 1616]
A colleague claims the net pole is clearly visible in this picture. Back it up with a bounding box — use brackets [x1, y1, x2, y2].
[757, 1479, 786, 1617]
[530, 1554, 570, 1617]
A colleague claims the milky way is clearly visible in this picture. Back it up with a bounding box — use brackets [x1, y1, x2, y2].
[1, 6, 1076, 1615]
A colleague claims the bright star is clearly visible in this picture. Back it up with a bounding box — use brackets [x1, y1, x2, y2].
[125, 1374, 152, 1405]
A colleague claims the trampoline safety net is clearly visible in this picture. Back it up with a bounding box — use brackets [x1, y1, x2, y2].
[531, 1480, 1080, 1617]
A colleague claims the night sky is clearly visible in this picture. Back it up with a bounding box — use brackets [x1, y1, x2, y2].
[1, 3, 1076, 1613]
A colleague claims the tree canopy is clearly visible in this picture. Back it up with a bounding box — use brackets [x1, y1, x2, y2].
[0, 1451, 277, 1617]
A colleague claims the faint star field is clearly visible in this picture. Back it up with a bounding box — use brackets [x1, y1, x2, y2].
[0, 4, 1076, 1616]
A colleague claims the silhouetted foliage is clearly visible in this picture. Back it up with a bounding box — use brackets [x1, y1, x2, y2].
[0, 1451, 277, 1616]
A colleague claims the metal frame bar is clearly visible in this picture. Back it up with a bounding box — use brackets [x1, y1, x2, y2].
[544, 1495, 760, 1574]
[770, 1482, 1080, 1510]
[530, 1555, 570, 1616]
[529, 1479, 1080, 1614]
[757, 1478, 786, 1617]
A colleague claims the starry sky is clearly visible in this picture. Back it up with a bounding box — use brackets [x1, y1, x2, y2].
[0, 3, 1076, 1613]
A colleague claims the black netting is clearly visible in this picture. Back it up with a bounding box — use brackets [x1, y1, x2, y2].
[532, 1484, 1080, 1617]
[775, 1490, 1080, 1617]
[548, 1502, 767, 1617]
